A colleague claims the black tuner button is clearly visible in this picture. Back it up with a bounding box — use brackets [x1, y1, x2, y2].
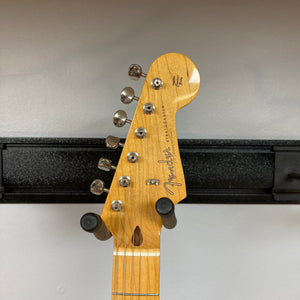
[80, 213, 112, 241]
[155, 198, 177, 229]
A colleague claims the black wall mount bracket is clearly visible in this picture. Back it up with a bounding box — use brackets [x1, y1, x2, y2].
[273, 146, 300, 201]
[0, 138, 299, 204]
[0, 143, 4, 200]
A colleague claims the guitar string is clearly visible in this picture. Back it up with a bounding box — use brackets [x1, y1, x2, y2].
[122, 187, 129, 299]
[146, 107, 154, 298]
[155, 187, 159, 300]
[154, 92, 162, 297]
[131, 92, 162, 298]
[139, 87, 162, 299]
[130, 161, 137, 299]
[117, 84, 166, 299]
[114, 204, 122, 300]
[138, 134, 145, 299]
[122, 86, 162, 299]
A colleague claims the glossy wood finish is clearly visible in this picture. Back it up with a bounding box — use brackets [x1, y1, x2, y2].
[101, 53, 200, 299]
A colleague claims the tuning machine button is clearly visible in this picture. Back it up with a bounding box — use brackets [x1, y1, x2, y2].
[121, 87, 139, 104]
[90, 179, 109, 195]
[128, 64, 147, 80]
[105, 136, 124, 149]
[98, 158, 116, 172]
[113, 110, 132, 127]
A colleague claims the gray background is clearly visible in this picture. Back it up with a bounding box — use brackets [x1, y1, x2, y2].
[1, 0, 300, 299]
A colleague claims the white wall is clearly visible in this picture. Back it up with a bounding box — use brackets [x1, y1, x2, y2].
[2, 204, 300, 300]
[1, 0, 300, 139]
[1, 0, 300, 299]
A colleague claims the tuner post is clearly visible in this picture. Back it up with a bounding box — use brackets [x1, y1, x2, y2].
[80, 212, 112, 241]
[155, 197, 177, 229]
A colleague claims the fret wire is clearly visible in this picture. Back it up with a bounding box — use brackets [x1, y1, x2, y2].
[114, 251, 160, 257]
[112, 292, 159, 296]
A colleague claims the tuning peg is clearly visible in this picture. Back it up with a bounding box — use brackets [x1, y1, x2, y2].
[90, 179, 109, 195]
[98, 157, 116, 172]
[128, 64, 147, 80]
[80, 212, 112, 241]
[105, 136, 124, 149]
[120, 87, 139, 104]
[113, 110, 132, 127]
[155, 197, 177, 229]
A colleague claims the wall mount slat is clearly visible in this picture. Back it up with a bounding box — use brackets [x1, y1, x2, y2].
[0, 138, 300, 204]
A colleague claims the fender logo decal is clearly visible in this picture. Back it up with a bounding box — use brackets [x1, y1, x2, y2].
[158, 147, 182, 195]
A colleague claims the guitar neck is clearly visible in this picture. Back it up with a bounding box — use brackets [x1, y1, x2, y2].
[83, 53, 200, 300]
[109, 180, 162, 299]
[112, 246, 160, 299]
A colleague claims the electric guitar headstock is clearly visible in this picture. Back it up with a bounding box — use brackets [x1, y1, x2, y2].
[81, 53, 200, 299]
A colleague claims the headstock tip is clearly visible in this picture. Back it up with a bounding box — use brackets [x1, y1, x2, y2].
[145, 52, 200, 110]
